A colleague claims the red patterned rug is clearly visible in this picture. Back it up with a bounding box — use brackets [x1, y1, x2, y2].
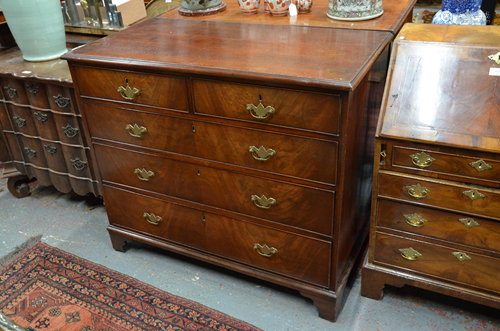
[0, 242, 261, 331]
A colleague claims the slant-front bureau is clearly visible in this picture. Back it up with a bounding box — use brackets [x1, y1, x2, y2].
[64, 18, 393, 321]
[362, 24, 500, 310]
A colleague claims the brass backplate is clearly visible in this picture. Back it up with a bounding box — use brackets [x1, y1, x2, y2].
[143, 212, 162, 225]
[452, 252, 471, 262]
[458, 218, 480, 228]
[247, 103, 275, 119]
[254, 243, 278, 257]
[251, 194, 276, 209]
[249, 145, 276, 161]
[135, 168, 155, 181]
[399, 247, 422, 261]
[469, 159, 492, 172]
[409, 151, 435, 168]
[462, 189, 485, 201]
[404, 213, 427, 227]
[126, 124, 147, 138]
[406, 183, 430, 199]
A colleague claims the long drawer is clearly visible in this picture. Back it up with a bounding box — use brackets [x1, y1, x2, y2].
[374, 233, 500, 294]
[192, 79, 341, 135]
[95, 144, 334, 235]
[104, 185, 331, 287]
[378, 172, 500, 220]
[85, 103, 338, 185]
[376, 199, 500, 253]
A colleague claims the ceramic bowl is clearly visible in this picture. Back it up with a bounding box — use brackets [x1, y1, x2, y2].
[237, 0, 261, 14]
[269, 0, 290, 16]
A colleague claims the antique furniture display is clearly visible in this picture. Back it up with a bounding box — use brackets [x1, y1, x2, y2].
[0, 41, 100, 198]
[362, 24, 500, 310]
[64, 0, 415, 320]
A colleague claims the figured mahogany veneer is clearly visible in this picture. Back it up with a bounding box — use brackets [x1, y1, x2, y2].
[362, 25, 500, 311]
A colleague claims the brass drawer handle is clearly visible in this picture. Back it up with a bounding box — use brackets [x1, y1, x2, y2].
[26, 83, 39, 95]
[118, 84, 140, 101]
[458, 217, 480, 228]
[462, 189, 484, 201]
[249, 145, 276, 161]
[404, 213, 427, 227]
[247, 102, 275, 120]
[44, 144, 57, 155]
[53, 94, 71, 108]
[452, 252, 471, 262]
[409, 151, 435, 168]
[251, 194, 276, 209]
[12, 116, 26, 128]
[254, 243, 277, 257]
[400, 247, 421, 261]
[126, 124, 147, 138]
[62, 124, 79, 138]
[135, 168, 155, 181]
[34, 111, 48, 123]
[143, 212, 162, 225]
[70, 158, 87, 171]
[4, 85, 17, 98]
[24, 147, 37, 159]
[406, 183, 430, 199]
[469, 159, 492, 172]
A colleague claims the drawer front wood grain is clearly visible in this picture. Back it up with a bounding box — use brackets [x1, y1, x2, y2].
[374, 233, 500, 294]
[193, 79, 340, 135]
[376, 200, 500, 253]
[392, 146, 500, 183]
[6, 104, 38, 136]
[378, 172, 500, 220]
[25, 81, 50, 109]
[95, 144, 334, 235]
[85, 103, 338, 184]
[75, 66, 188, 112]
[1, 78, 28, 104]
[104, 185, 330, 287]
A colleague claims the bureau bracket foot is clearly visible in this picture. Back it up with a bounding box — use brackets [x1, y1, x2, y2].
[7, 175, 33, 199]
[299, 291, 340, 322]
[109, 232, 131, 252]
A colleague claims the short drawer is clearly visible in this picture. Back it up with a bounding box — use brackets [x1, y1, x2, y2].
[85, 103, 337, 185]
[391, 146, 500, 184]
[193, 79, 340, 135]
[74, 66, 188, 112]
[1, 78, 29, 104]
[104, 185, 331, 287]
[374, 233, 500, 294]
[6, 104, 38, 136]
[95, 144, 334, 235]
[378, 172, 500, 220]
[376, 199, 500, 253]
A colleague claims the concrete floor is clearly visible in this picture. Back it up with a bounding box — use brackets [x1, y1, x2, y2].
[1, 180, 500, 331]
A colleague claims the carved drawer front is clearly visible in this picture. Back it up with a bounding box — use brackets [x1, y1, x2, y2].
[85, 103, 338, 184]
[192, 79, 341, 135]
[1, 78, 28, 104]
[74, 66, 188, 112]
[378, 172, 500, 220]
[374, 233, 500, 294]
[376, 200, 500, 253]
[32, 110, 59, 141]
[95, 144, 334, 235]
[53, 114, 84, 145]
[25, 81, 50, 109]
[17, 135, 48, 167]
[61, 145, 91, 178]
[41, 141, 67, 173]
[6, 104, 38, 136]
[46, 85, 77, 114]
[104, 185, 331, 287]
[391, 146, 500, 183]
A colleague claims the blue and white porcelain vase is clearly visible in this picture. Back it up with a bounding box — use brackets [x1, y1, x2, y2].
[0, 0, 67, 61]
[432, 0, 486, 25]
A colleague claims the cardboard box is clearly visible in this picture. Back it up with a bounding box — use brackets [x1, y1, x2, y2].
[112, 0, 147, 26]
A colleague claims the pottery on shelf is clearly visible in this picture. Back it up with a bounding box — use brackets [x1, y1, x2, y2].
[327, 0, 383, 21]
[432, 0, 486, 25]
[293, 0, 313, 13]
[269, 0, 290, 16]
[264, 0, 271, 13]
[237, 0, 260, 14]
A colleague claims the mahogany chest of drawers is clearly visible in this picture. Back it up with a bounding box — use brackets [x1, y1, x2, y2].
[362, 24, 500, 310]
[64, 17, 394, 321]
[0, 45, 100, 198]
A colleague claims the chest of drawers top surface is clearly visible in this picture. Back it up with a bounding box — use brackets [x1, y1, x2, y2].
[378, 24, 500, 153]
[64, 18, 392, 91]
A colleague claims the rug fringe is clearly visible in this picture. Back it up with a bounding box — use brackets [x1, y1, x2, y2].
[0, 235, 42, 271]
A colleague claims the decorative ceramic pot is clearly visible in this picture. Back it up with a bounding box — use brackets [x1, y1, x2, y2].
[269, 0, 290, 16]
[0, 0, 67, 61]
[264, 0, 271, 13]
[237, 0, 260, 14]
[432, 0, 486, 25]
[327, 0, 383, 21]
[296, 0, 313, 13]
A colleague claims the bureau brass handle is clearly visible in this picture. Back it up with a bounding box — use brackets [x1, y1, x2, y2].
[247, 103, 275, 120]
[406, 183, 430, 199]
[53, 94, 71, 108]
[126, 124, 147, 138]
[26, 83, 39, 95]
[399, 247, 421, 261]
[70, 158, 87, 171]
[409, 151, 435, 168]
[4, 85, 17, 99]
[452, 252, 471, 262]
[251, 195, 276, 209]
[249, 145, 276, 161]
[34, 111, 48, 123]
[143, 212, 162, 225]
[135, 168, 155, 181]
[62, 124, 79, 138]
[118, 85, 140, 101]
[24, 147, 36, 159]
[254, 243, 277, 257]
[458, 217, 480, 228]
[469, 159, 492, 172]
[12, 116, 26, 128]
[404, 213, 427, 227]
[462, 189, 484, 201]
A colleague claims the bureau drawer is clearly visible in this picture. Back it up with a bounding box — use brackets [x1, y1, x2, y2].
[104, 185, 331, 287]
[391, 146, 500, 183]
[6, 104, 38, 136]
[374, 233, 500, 294]
[95, 144, 334, 235]
[192, 79, 340, 135]
[85, 103, 337, 185]
[376, 200, 500, 253]
[74, 66, 188, 112]
[378, 172, 500, 220]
